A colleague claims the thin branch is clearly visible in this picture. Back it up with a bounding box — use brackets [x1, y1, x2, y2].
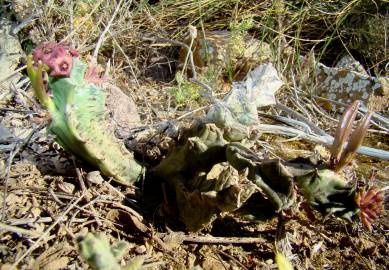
[0, 222, 41, 238]
[176, 105, 209, 121]
[275, 102, 327, 136]
[61, 0, 104, 43]
[313, 95, 389, 131]
[92, 0, 126, 62]
[255, 123, 389, 161]
[7, 217, 54, 226]
[258, 112, 313, 134]
[67, 196, 102, 227]
[213, 247, 249, 270]
[73, 171, 105, 227]
[182, 235, 268, 245]
[0, 108, 36, 114]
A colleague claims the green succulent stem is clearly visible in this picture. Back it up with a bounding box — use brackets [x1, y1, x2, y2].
[28, 53, 143, 186]
[26, 55, 56, 113]
[295, 169, 358, 220]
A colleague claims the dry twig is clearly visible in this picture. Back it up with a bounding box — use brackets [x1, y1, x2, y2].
[92, 0, 126, 62]
[182, 235, 268, 245]
[0, 222, 41, 238]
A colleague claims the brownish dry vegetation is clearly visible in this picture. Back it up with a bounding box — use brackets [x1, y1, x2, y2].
[1, 1, 388, 269]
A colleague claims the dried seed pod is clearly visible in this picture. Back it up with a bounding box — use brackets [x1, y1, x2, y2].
[330, 100, 360, 166]
[336, 112, 372, 171]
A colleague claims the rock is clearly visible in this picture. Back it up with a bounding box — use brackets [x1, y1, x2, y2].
[179, 30, 273, 80]
[303, 55, 389, 111]
[0, 19, 23, 100]
[12, 0, 34, 21]
[103, 82, 141, 138]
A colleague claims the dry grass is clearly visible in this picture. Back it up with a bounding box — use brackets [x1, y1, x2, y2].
[1, 0, 388, 269]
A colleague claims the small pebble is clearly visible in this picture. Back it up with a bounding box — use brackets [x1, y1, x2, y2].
[86, 171, 104, 185]
[134, 245, 147, 254]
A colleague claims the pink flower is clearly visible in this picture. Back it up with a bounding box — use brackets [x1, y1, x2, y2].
[48, 53, 73, 77]
[32, 42, 79, 78]
[32, 42, 58, 63]
[356, 188, 383, 231]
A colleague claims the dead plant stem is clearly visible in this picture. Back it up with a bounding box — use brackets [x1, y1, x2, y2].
[212, 247, 249, 270]
[313, 95, 389, 131]
[67, 195, 101, 227]
[255, 123, 389, 160]
[61, 0, 104, 43]
[92, 0, 127, 62]
[0, 222, 41, 238]
[182, 235, 268, 245]
[275, 102, 327, 136]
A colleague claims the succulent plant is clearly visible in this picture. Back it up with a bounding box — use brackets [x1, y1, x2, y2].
[152, 113, 383, 231]
[78, 233, 144, 270]
[326, 100, 383, 228]
[27, 42, 143, 186]
[294, 168, 358, 220]
[290, 100, 383, 229]
[32, 41, 78, 77]
[27, 42, 382, 231]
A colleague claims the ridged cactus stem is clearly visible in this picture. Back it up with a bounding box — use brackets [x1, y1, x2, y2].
[27, 42, 143, 186]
